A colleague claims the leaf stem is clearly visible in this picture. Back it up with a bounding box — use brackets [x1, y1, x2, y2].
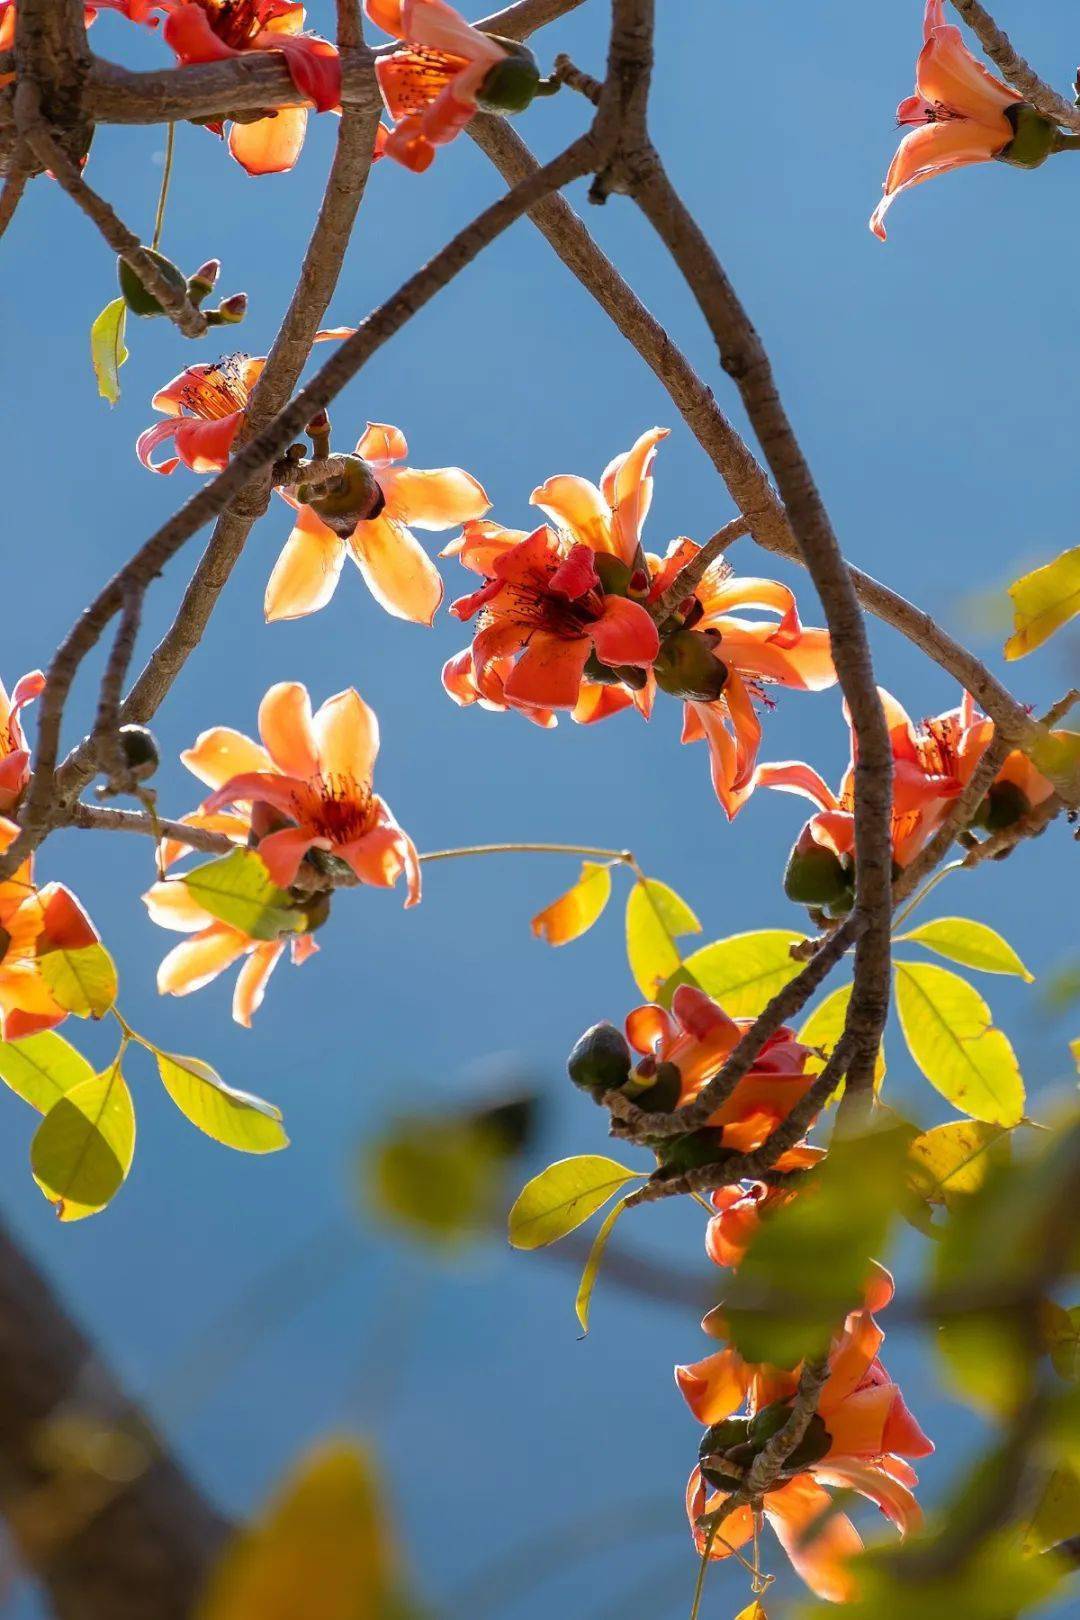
[892, 858, 966, 932]
[150, 123, 175, 252]
[418, 841, 637, 866]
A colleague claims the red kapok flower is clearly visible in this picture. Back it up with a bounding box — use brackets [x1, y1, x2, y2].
[0, 820, 103, 1040]
[0, 669, 44, 813]
[870, 0, 1023, 239]
[367, 0, 544, 172]
[199, 681, 421, 901]
[266, 422, 490, 625]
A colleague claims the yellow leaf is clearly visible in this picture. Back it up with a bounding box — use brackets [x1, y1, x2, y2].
[1004, 545, 1080, 659]
[735, 1605, 768, 1620]
[896, 916, 1033, 981]
[38, 941, 118, 1019]
[531, 861, 612, 946]
[0, 1031, 94, 1113]
[907, 1120, 1010, 1209]
[30, 1059, 135, 1221]
[508, 1155, 643, 1251]
[798, 982, 885, 1097]
[90, 297, 129, 405]
[625, 878, 700, 999]
[199, 1441, 399, 1620]
[1071, 1036, 1080, 1072]
[574, 1195, 629, 1333]
[155, 1050, 288, 1154]
[1022, 1465, 1080, 1556]
[681, 930, 805, 1017]
[894, 961, 1024, 1125]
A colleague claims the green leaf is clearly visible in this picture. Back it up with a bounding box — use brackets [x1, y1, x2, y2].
[1022, 1464, 1080, 1556]
[724, 1123, 910, 1366]
[1004, 545, 1080, 660]
[676, 930, 805, 1017]
[155, 1049, 288, 1153]
[531, 861, 612, 946]
[907, 1119, 1010, 1210]
[0, 1031, 94, 1113]
[364, 1118, 503, 1247]
[896, 916, 1033, 981]
[798, 982, 885, 1098]
[574, 1195, 630, 1333]
[30, 1060, 135, 1221]
[90, 297, 129, 405]
[38, 941, 118, 1019]
[508, 1155, 643, 1251]
[625, 879, 700, 1000]
[894, 961, 1024, 1126]
[197, 1441, 401, 1620]
[1043, 1301, 1080, 1383]
[180, 850, 306, 943]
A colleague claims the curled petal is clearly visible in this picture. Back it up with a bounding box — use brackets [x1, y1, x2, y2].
[232, 941, 285, 1028]
[157, 924, 249, 997]
[229, 106, 309, 176]
[531, 474, 612, 554]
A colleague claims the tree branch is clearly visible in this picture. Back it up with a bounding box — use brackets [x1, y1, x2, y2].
[950, 1, 1080, 132]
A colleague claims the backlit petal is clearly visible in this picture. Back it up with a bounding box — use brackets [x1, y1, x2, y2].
[259, 682, 319, 780]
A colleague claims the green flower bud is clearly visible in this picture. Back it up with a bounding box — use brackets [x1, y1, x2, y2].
[653, 629, 729, 702]
[998, 103, 1059, 169]
[118, 249, 189, 318]
[567, 1021, 632, 1093]
[594, 552, 633, 597]
[655, 1127, 727, 1174]
[973, 779, 1031, 832]
[212, 291, 248, 326]
[298, 454, 385, 537]
[783, 840, 851, 907]
[186, 259, 221, 304]
[747, 1400, 794, 1445]
[699, 1417, 752, 1462]
[582, 651, 648, 691]
[117, 724, 159, 782]
[477, 42, 542, 115]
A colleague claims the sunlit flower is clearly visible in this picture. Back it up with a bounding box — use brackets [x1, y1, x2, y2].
[0, 670, 44, 813]
[680, 1268, 931, 1602]
[265, 422, 490, 625]
[625, 983, 824, 1161]
[196, 681, 421, 901]
[136, 329, 351, 475]
[135, 1, 341, 174]
[367, 0, 546, 172]
[870, 0, 1023, 239]
[0, 820, 102, 1040]
[704, 1175, 822, 1271]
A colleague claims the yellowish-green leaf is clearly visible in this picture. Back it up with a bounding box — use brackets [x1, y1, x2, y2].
[38, 941, 118, 1019]
[679, 930, 805, 1017]
[735, 1605, 768, 1620]
[0, 1031, 94, 1113]
[531, 861, 612, 947]
[896, 916, 1033, 981]
[181, 850, 306, 943]
[574, 1194, 630, 1333]
[1071, 1036, 1080, 1072]
[894, 961, 1024, 1125]
[1042, 1301, 1080, 1383]
[625, 879, 700, 1000]
[798, 982, 885, 1097]
[364, 1118, 502, 1247]
[1030, 727, 1080, 785]
[31, 1060, 135, 1221]
[1004, 545, 1080, 660]
[508, 1155, 643, 1251]
[907, 1120, 1010, 1210]
[90, 297, 129, 405]
[1022, 1465, 1080, 1556]
[198, 1440, 400, 1620]
[155, 1050, 288, 1153]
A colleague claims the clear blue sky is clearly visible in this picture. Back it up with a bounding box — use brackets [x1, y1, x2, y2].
[2, 2, 1078, 1615]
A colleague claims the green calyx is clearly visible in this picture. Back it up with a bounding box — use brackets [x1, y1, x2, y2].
[655, 1126, 726, 1175]
[626, 1059, 682, 1114]
[593, 552, 633, 597]
[582, 650, 648, 691]
[117, 724, 159, 781]
[998, 103, 1059, 169]
[653, 629, 729, 702]
[566, 1021, 632, 1094]
[783, 843, 851, 907]
[118, 248, 189, 318]
[972, 778, 1031, 832]
[477, 42, 542, 115]
[297, 455, 385, 536]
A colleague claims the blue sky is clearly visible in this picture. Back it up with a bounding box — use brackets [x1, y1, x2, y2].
[1, 2, 1078, 1615]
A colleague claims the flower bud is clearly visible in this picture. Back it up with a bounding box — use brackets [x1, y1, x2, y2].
[698, 1417, 751, 1462]
[653, 629, 729, 702]
[186, 259, 221, 304]
[298, 454, 386, 537]
[972, 779, 1030, 832]
[748, 1400, 793, 1445]
[205, 292, 248, 327]
[998, 103, 1059, 168]
[477, 42, 542, 114]
[118, 248, 190, 318]
[567, 1021, 632, 1093]
[783, 834, 851, 907]
[117, 724, 159, 782]
[627, 1058, 682, 1113]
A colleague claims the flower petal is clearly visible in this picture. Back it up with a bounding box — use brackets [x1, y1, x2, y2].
[182, 727, 273, 791]
[531, 474, 612, 554]
[157, 924, 248, 997]
[378, 464, 491, 530]
[350, 513, 444, 625]
[313, 688, 380, 787]
[265, 508, 345, 621]
[503, 632, 591, 711]
[232, 941, 285, 1028]
[259, 682, 319, 780]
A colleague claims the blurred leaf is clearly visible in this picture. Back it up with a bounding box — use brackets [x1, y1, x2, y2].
[1004, 545, 1080, 660]
[0, 1031, 94, 1113]
[1042, 1301, 1080, 1382]
[90, 297, 128, 404]
[31, 1059, 135, 1221]
[155, 1050, 288, 1153]
[1030, 728, 1080, 784]
[1022, 1464, 1080, 1556]
[365, 1117, 504, 1247]
[625, 879, 700, 1000]
[199, 1439, 404, 1620]
[181, 850, 306, 943]
[894, 961, 1024, 1125]
[574, 1195, 629, 1333]
[1072, 1036, 1080, 1072]
[39, 941, 118, 1019]
[1039, 958, 1080, 1015]
[895, 916, 1033, 981]
[735, 1606, 768, 1620]
[532, 861, 612, 947]
[724, 1123, 910, 1365]
[508, 1155, 643, 1251]
[937, 1312, 1030, 1416]
[798, 982, 885, 1098]
[907, 1120, 1011, 1211]
[676, 930, 805, 1018]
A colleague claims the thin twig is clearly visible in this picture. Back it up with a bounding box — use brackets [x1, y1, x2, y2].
[950, 1, 1080, 132]
[0, 154, 28, 241]
[647, 517, 749, 625]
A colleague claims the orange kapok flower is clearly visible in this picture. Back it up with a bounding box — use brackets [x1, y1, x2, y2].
[680, 1269, 932, 1602]
[0, 820, 103, 1040]
[0, 669, 44, 813]
[197, 681, 421, 901]
[265, 422, 490, 625]
[367, 0, 545, 172]
[870, 0, 1025, 239]
[136, 1, 341, 174]
[625, 983, 823, 1160]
